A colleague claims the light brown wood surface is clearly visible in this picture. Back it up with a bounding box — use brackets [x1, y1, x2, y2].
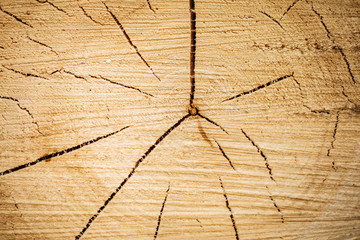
[1, 0, 360, 239]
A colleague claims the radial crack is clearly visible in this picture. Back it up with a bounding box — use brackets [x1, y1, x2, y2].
[154, 184, 170, 240]
[303, 105, 330, 114]
[259, 11, 284, 30]
[0, 6, 33, 28]
[336, 46, 356, 84]
[147, 0, 156, 13]
[311, 5, 331, 40]
[215, 140, 236, 171]
[266, 186, 284, 223]
[75, 114, 190, 239]
[222, 73, 294, 103]
[219, 177, 239, 240]
[79, 6, 104, 25]
[27, 36, 57, 54]
[197, 113, 229, 134]
[3, 66, 48, 80]
[311, 5, 356, 84]
[341, 86, 357, 106]
[0, 95, 42, 134]
[327, 112, 340, 170]
[241, 129, 275, 182]
[279, 0, 301, 21]
[90, 75, 155, 97]
[189, 0, 196, 105]
[104, 3, 161, 81]
[63, 70, 88, 81]
[35, 0, 69, 16]
[0, 126, 130, 176]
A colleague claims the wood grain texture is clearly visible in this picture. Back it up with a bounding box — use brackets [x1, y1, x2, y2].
[0, 0, 359, 239]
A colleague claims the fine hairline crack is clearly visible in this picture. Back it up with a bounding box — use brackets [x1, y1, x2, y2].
[0, 95, 42, 134]
[219, 177, 239, 240]
[153, 184, 170, 240]
[103, 2, 162, 81]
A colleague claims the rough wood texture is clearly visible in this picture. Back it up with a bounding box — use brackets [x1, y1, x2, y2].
[1, 0, 360, 239]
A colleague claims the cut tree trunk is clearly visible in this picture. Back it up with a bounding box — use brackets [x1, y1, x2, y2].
[0, 0, 359, 239]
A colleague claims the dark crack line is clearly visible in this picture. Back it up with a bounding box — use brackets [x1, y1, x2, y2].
[311, 5, 331, 40]
[266, 186, 284, 223]
[293, 77, 330, 114]
[75, 114, 190, 239]
[311, 5, 356, 84]
[90, 75, 155, 98]
[147, 0, 156, 13]
[35, 0, 69, 16]
[337, 46, 356, 84]
[0, 126, 130, 176]
[153, 184, 170, 240]
[279, 0, 301, 21]
[197, 113, 229, 134]
[0, 6, 33, 28]
[219, 177, 239, 240]
[189, 0, 196, 106]
[222, 73, 294, 103]
[63, 70, 88, 81]
[27, 36, 57, 54]
[327, 112, 340, 170]
[215, 139, 236, 171]
[104, 3, 161, 81]
[79, 6, 104, 25]
[303, 105, 330, 114]
[259, 11, 284, 30]
[4, 66, 48, 80]
[241, 129, 275, 182]
[1, 95, 42, 134]
[0, 96, 19, 102]
[341, 86, 357, 106]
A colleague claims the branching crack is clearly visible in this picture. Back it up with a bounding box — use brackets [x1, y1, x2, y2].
[241, 129, 275, 182]
[0, 95, 42, 134]
[222, 73, 294, 103]
[75, 114, 190, 239]
[219, 177, 239, 240]
[215, 139, 236, 171]
[327, 111, 340, 170]
[153, 184, 170, 240]
[79, 6, 104, 25]
[35, 0, 69, 16]
[189, 0, 196, 105]
[103, 3, 161, 81]
[0, 6, 33, 28]
[259, 11, 284, 30]
[266, 186, 284, 223]
[0, 126, 130, 176]
[3, 66, 48, 80]
[90, 75, 155, 97]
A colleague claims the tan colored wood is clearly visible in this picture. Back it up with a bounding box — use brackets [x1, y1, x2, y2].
[1, 0, 359, 239]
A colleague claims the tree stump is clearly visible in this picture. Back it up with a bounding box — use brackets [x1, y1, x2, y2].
[1, 0, 359, 239]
